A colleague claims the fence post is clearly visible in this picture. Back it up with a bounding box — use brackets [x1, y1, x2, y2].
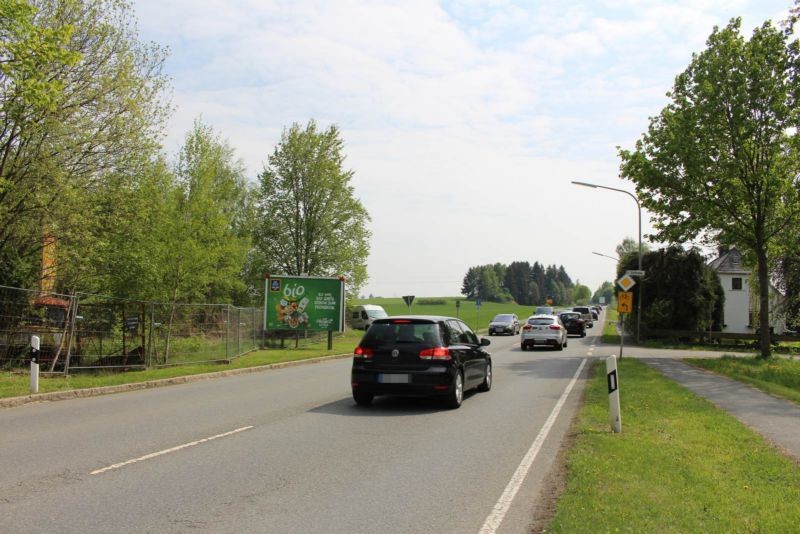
[147, 302, 155, 367]
[226, 306, 230, 360]
[237, 308, 241, 356]
[63, 294, 80, 376]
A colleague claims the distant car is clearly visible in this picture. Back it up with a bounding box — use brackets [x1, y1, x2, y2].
[534, 306, 554, 316]
[520, 314, 567, 351]
[558, 312, 586, 337]
[351, 315, 492, 409]
[572, 306, 594, 328]
[591, 310, 598, 320]
[488, 313, 519, 335]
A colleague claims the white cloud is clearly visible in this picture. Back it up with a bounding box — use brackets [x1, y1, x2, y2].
[132, 0, 791, 298]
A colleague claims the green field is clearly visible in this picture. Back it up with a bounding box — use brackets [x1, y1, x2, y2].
[351, 297, 567, 333]
[548, 358, 800, 531]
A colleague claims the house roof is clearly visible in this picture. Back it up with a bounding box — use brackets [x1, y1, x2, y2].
[709, 248, 750, 274]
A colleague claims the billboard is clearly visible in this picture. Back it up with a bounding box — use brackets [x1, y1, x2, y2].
[264, 275, 345, 332]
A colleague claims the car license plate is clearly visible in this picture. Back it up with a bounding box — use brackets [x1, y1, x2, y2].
[378, 373, 409, 384]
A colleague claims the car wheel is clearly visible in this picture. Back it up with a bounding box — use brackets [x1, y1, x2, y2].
[353, 391, 373, 406]
[564, 338, 568, 348]
[556, 339, 564, 351]
[581, 331, 586, 338]
[521, 343, 527, 351]
[477, 361, 492, 392]
[446, 371, 464, 409]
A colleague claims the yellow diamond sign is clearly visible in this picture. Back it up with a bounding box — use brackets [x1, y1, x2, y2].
[617, 274, 636, 291]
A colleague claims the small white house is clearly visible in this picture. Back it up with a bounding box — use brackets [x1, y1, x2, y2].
[709, 248, 785, 334]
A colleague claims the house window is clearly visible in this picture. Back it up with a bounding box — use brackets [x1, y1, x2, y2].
[732, 277, 742, 290]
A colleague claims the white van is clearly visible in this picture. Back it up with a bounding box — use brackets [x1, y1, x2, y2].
[350, 305, 388, 330]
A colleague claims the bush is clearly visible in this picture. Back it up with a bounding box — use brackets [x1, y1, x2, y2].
[417, 298, 446, 305]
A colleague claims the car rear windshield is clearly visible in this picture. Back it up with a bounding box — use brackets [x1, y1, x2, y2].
[560, 313, 580, 320]
[366, 310, 388, 318]
[573, 307, 590, 313]
[361, 321, 442, 347]
[492, 314, 513, 321]
[527, 317, 554, 326]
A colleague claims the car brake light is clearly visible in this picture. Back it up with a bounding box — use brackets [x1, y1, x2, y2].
[549, 325, 561, 330]
[354, 346, 373, 358]
[523, 325, 532, 331]
[419, 347, 451, 360]
[392, 319, 412, 323]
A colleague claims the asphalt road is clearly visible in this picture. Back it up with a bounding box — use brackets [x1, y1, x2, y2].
[0, 321, 601, 533]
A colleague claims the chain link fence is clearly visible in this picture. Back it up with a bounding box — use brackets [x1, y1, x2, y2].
[0, 286, 264, 374]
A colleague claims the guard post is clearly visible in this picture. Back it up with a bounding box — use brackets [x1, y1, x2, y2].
[30, 335, 40, 394]
[606, 355, 621, 433]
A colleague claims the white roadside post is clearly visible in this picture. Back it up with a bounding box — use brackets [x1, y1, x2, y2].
[606, 355, 621, 433]
[30, 335, 40, 394]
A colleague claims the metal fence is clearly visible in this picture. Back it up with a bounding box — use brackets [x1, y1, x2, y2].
[0, 286, 264, 374]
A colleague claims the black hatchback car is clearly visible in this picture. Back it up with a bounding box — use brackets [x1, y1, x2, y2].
[351, 316, 492, 409]
[558, 311, 586, 337]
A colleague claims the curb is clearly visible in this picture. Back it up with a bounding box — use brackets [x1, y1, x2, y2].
[0, 352, 352, 409]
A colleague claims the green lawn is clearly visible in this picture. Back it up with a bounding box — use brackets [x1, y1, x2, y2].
[686, 355, 800, 404]
[0, 329, 363, 399]
[351, 297, 576, 333]
[601, 305, 620, 344]
[548, 358, 800, 532]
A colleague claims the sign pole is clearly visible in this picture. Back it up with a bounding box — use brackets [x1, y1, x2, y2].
[619, 313, 624, 360]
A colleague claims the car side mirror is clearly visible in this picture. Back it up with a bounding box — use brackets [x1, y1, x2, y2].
[480, 337, 491, 347]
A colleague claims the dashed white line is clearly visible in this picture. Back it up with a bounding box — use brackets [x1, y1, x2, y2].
[90, 426, 254, 475]
[479, 358, 587, 534]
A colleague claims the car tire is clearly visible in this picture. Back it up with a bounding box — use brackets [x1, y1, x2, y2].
[521, 343, 527, 351]
[581, 331, 586, 337]
[477, 361, 492, 392]
[446, 371, 464, 409]
[556, 339, 564, 351]
[353, 391, 373, 406]
[564, 338, 568, 348]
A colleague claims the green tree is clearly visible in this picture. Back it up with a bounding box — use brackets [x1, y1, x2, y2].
[619, 18, 800, 357]
[619, 247, 723, 333]
[0, 0, 170, 290]
[253, 120, 371, 296]
[505, 261, 532, 304]
[592, 281, 614, 305]
[573, 283, 592, 304]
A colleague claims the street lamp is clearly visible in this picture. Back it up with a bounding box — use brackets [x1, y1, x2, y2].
[572, 180, 643, 344]
[592, 251, 619, 261]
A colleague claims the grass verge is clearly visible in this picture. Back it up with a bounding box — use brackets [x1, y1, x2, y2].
[601, 306, 620, 344]
[686, 355, 800, 404]
[0, 329, 363, 399]
[548, 358, 800, 532]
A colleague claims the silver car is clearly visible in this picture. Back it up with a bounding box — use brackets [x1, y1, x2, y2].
[488, 313, 519, 335]
[520, 314, 567, 351]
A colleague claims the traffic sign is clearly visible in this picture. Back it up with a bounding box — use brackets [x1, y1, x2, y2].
[627, 270, 646, 277]
[402, 295, 415, 307]
[617, 291, 633, 313]
[617, 274, 636, 291]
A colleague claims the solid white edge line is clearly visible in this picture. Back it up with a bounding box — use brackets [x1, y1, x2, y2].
[90, 426, 254, 475]
[478, 358, 587, 534]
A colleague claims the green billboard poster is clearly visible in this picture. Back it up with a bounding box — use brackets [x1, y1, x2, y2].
[264, 275, 345, 332]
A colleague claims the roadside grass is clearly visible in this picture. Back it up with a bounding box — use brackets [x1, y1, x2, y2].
[351, 297, 551, 332]
[601, 305, 620, 344]
[549, 358, 800, 532]
[686, 355, 800, 404]
[642, 338, 797, 355]
[0, 329, 363, 399]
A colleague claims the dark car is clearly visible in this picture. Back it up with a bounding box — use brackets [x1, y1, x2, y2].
[351, 316, 492, 409]
[488, 313, 519, 335]
[558, 311, 586, 337]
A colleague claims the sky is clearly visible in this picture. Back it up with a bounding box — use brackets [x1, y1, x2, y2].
[131, 0, 791, 298]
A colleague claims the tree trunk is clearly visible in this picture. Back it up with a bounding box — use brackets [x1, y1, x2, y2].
[757, 250, 772, 359]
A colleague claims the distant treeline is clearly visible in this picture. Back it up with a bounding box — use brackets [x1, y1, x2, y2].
[461, 262, 592, 305]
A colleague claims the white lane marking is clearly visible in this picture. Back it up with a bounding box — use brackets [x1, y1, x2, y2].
[479, 359, 587, 534]
[90, 426, 254, 475]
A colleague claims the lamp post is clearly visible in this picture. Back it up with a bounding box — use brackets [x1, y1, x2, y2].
[572, 180, 643, 344]
[592, 251, 619, 261]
